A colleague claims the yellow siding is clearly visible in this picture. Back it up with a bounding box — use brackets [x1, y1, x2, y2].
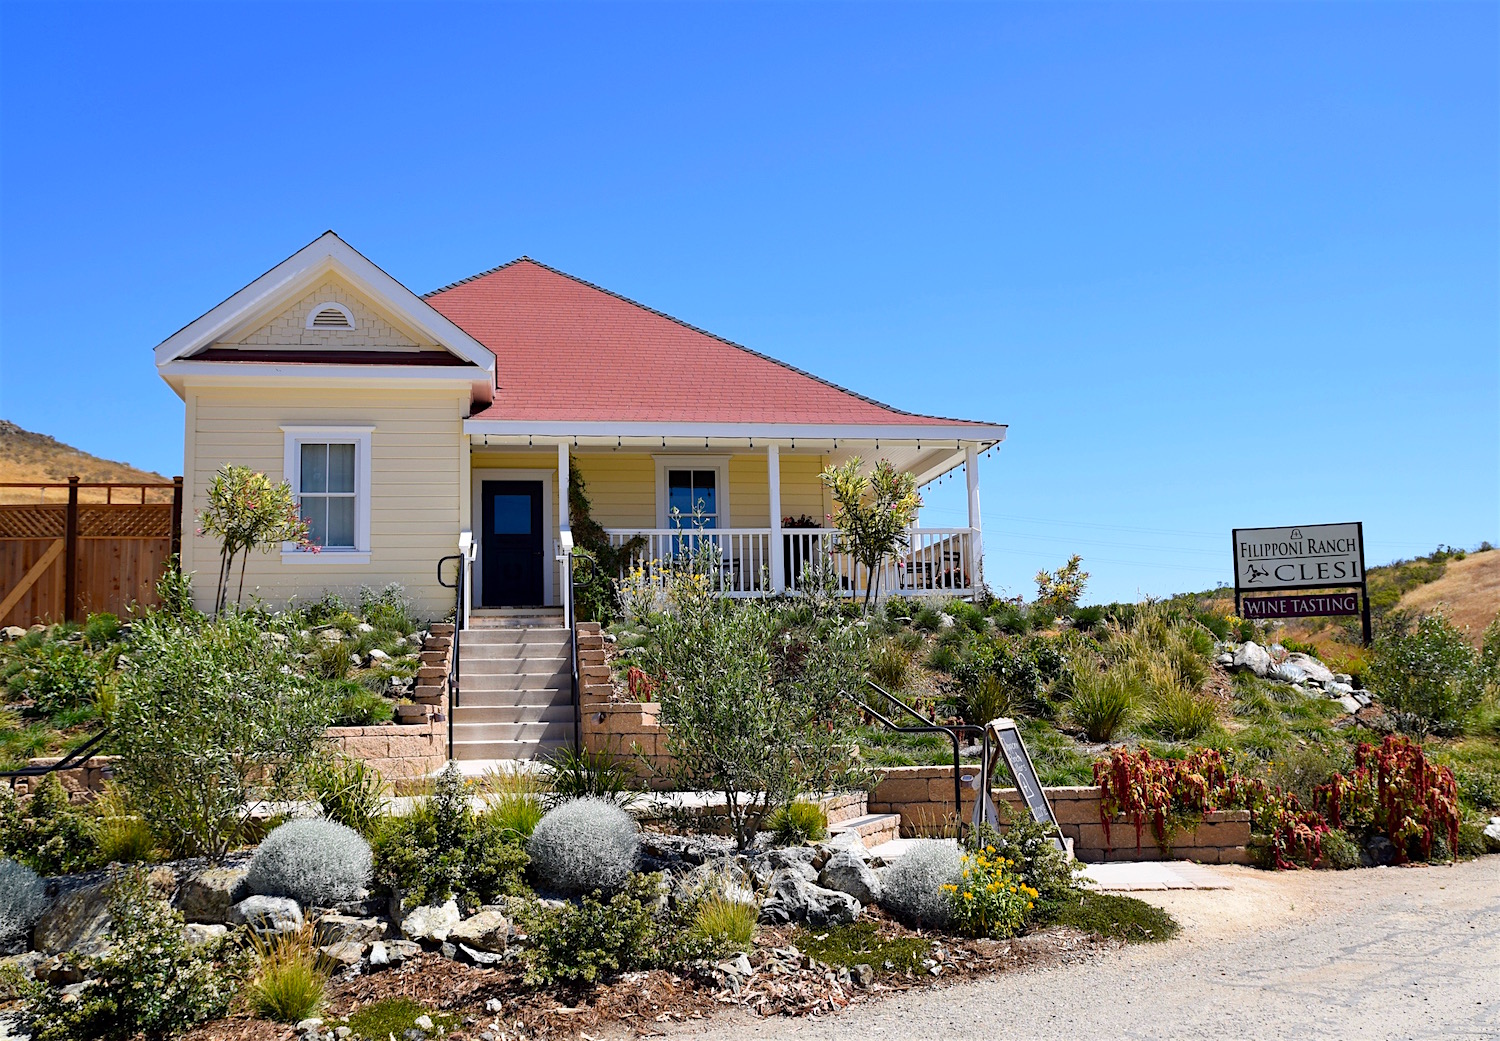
[571, 453, 656, 528]
[182, 386, 465, 619]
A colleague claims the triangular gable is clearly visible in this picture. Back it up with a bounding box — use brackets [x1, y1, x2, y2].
[154, 232, 495, 377]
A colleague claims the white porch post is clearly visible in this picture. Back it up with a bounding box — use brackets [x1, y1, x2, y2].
[965, 443, 983, 591]
[768, 442, 784, 594]
[557, 441, 572, 616]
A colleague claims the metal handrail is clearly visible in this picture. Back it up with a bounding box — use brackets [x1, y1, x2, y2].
[437, 546, 471, 761]
[852, 679, 996, 833]
[0, 729, 111, 788]
[565, 549, 582, 753]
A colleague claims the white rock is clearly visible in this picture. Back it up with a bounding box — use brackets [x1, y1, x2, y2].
[1232, 642, 1273, 677]
[401, 899, 461, 942]
[1483, 819, 1500, 854]
[1337, 695, 1361, 714]
[181, 923, 228, 946]
[296, 1018, 323, 1033]
[1328, 681, 1355, 696]
[367, 941, 389, 967]
[319, 628, 344, 643]
[355, 622, 375, 634]
[414, 1014, 434, 1031]
[1284, 652, 1335, 685]
[485, 998, 503, 1013]
[368, 648, 390, 661]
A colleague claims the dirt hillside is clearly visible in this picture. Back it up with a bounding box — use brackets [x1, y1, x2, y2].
[0, 420, 168, 502]
[1395, 550, 1499, 644]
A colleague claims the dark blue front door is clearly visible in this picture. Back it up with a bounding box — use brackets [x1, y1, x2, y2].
[481, 480, 544, 607]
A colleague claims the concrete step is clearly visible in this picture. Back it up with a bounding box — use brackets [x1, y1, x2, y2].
[459, 642, 571, 662]
[452, 689, 573, 709]
[461, 627, 570, 645]
[451, 711, 576, 736]
[468, 611, 567, 630]
[452, 738, 570, 762]
[829, 812, 903, 849]
[452, 719, 575, 743]
[460, 656, 569, 677]
[457, 673, 572, 693]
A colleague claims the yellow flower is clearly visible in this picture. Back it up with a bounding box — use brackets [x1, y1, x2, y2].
[964, 892, 974, 900]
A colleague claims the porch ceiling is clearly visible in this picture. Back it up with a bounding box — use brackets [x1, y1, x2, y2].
[465, 430, 997, 486]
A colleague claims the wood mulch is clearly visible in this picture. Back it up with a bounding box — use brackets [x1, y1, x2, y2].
[182, 922, 1107, 1040]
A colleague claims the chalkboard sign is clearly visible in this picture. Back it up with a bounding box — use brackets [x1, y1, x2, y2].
[986, 718, 1065, 851]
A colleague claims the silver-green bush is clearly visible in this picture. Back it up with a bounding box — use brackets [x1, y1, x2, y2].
[246, 818, 372, 907]
[0, 857, 49, 944]
[527, 797, 640, 896]
[879, 840, 962, 929]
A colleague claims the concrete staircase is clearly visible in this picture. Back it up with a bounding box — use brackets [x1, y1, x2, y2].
[451, 610, 575, 762]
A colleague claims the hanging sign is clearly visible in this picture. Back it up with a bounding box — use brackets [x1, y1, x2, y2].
[1232, 522, 1371, 644]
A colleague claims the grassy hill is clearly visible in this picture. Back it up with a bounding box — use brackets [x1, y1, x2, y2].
[0, 420, 168, 502]
[1395, 551, 1500, 644]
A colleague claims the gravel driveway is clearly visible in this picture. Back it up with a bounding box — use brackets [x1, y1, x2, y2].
[664, 856, 1499, 1041]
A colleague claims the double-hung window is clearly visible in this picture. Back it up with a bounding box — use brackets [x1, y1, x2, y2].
[282, 426, 373, 560]
[667, 469, 719, 529]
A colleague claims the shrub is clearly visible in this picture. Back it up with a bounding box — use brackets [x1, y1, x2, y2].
[1066, 661, 1136, 742]
[20, 866, 245, 1041]
[517, 873, 660, 987]
[820, 457, 922, 611]
[912, 603, 945, 632]
[943, 847, 1037, 938]
[766, 801, 828, 845]
[372, 763, 528, 909]
[0, 858, 49, 945]
[244, 926, 327, 1023]
[1319, 828, 1361, 870]
[867, 638, 911, 692]
[1318, 736, 1460, 863]
[973, 816, 1079, 903]
[943, 638, 1043, 725]
[0, 775, 101, 875]
[82, 613, 123, 649]
[304, 753, 388, 836]
[4, 640, 103, 717]
[198, 465, 310, 615]
[926, 642, 960, 673]
[643, 584, 866, 849]
[1456, 821, 1487, 858]
[546, 747, 641, 808]
[358, 584, 418, 635]
[527, 797, 639, 896]
[880, 840, 962, 929]
[92, 784, 157, 865]
[990, 603, 1031, 635]
[1368, 613, 1484, 736]
[112, 611, 336, 857]
[1034, 555, 1089, 613]
[1145, 686, 1220, 742]
[247, 819, 373, 907]
[686, 893, 757, 954]
[330, 684, 393, 727]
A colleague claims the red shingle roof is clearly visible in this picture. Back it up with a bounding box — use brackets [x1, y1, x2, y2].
[424, 259, 994, 428]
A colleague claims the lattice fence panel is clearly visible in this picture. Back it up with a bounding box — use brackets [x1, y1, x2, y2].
[0, 505, 66, 539]
[77, 504, 173, 539]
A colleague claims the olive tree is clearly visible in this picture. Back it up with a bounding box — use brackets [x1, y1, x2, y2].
[820, 457, 922, 611]
[641, 563, 867, 849]
[112, 611, 336, 857]
[1368, 611, 1483, 737]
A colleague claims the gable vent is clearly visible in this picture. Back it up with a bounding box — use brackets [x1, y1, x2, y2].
[310, 305, 354, 329]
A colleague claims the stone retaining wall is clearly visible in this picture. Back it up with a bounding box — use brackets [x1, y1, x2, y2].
[868, 765, 1251, 863]
[575, 622, 676, 786]
[324, 720, 446, 784]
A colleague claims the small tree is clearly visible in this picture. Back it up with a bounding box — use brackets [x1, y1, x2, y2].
[1034, 554, 1090, 613]
[1367, 611, 1483, 736]
[198, 465, 311, 615]
[112, 611, 336, 857]
[642, 574, 867, 849]
[820, 458, 922, 611]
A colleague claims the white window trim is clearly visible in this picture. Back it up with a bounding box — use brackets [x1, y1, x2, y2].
[281, 425, 374, 562]
[471, 468, 556, 607]
[305, 301, 355, 330]
[653, 455, 731, 529]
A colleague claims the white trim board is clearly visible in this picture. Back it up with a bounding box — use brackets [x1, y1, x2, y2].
[653, 454, 731, 529]
[471, 468, 557, 608]
[464, 420, 1007, 444]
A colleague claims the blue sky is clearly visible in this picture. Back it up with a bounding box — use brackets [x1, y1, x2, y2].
[1, 2, 1495, 604]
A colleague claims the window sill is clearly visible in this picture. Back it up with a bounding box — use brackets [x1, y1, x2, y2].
[280, 550, 371, 565]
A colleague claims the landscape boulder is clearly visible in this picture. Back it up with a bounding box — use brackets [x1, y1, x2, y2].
[758, 870, 860, 927]
[766, 846, 819, 882]
[231, 895, 304, 935]
[401, 899, 460, 943]
[181, 923, 228, 946]
[319, 940, 368, 968]
[34, 880, 111, 956]
[174, 866, 248, 924]
[1483, 818, 1500, 854]
[1231, 642, 1273, 677]
[819, 851, 881, 905]
[447, 910, 509, 953]
[315, 913, 386, 945]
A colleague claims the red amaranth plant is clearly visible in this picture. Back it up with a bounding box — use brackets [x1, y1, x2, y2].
[1093, 747, 1237, 854]
[1317, 735, 1459, 863]
[626, 666, 658, 702]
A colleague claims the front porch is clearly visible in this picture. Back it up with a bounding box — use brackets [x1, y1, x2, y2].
[461, 432, 995, 609]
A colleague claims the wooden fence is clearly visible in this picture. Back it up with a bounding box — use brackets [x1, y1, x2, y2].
[0, 477, 183, 628]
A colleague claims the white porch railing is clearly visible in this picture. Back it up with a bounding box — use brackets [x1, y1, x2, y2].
[605, 527, 976, 599]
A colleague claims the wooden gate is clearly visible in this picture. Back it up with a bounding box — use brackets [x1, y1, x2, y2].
[0, 477, 183, 628]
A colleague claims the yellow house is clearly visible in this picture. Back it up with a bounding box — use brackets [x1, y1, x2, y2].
[155, 233, 1006, 758]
